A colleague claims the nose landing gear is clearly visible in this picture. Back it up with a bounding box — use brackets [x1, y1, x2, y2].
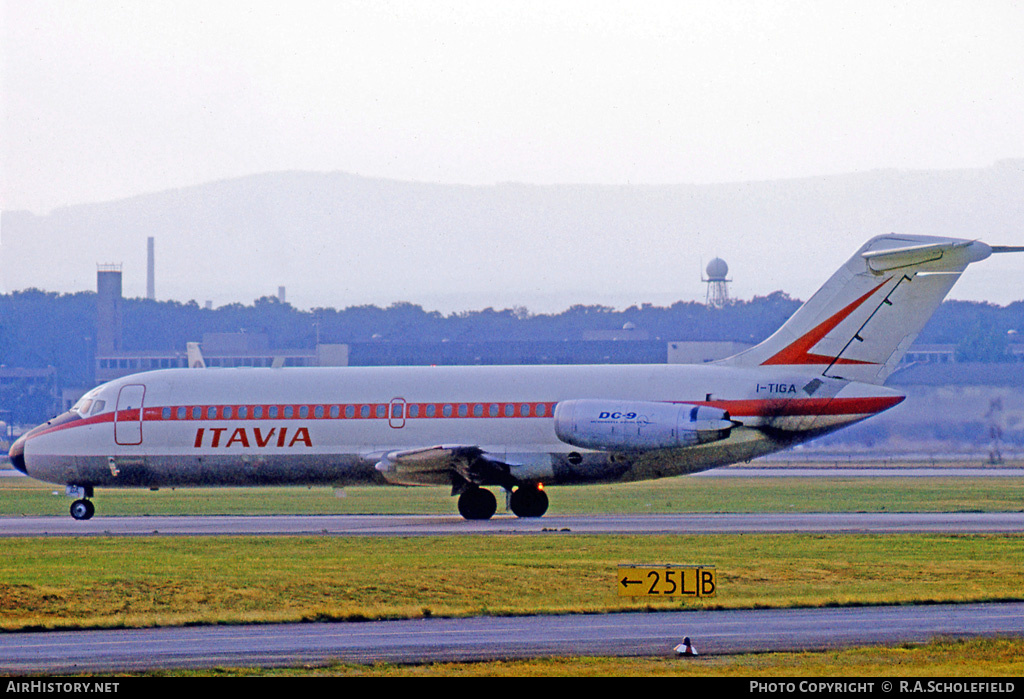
[70, 499, 95, 521]
[66, 485, 95, 520]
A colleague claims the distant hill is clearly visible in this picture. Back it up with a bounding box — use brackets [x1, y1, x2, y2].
[2, 161, 1022, 312]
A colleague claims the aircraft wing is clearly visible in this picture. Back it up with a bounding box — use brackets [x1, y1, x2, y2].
[373, 445, 515, 489]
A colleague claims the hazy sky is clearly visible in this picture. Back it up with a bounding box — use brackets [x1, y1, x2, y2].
[3, 0, 1023, 213]
[2, 1, 1022, 312]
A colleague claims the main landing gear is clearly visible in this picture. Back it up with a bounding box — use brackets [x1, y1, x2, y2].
[456, 483, 549, 520]
[509, 484, 548, 518]
[457, 486, 497, 520]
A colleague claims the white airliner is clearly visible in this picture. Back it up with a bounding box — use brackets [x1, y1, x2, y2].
[10, 234, 1021, 520]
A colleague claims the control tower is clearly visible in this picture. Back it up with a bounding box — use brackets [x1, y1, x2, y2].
[96, 263, 123, 355]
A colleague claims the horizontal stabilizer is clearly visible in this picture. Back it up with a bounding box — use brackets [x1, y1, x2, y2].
[861, 239, 974, 272]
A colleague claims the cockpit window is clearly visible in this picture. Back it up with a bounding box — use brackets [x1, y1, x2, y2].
[71, 387, 113, 417]
[72, 397, 110, 417]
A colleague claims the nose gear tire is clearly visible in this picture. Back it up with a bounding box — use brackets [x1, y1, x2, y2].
[70, 499, 95, 521]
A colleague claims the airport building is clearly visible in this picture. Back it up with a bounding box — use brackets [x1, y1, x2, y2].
[96, 334, 349, 383]
[89, 262, 1024, 381]
[0, 368, 58, 428]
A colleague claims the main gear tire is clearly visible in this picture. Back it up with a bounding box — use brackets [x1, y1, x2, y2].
[509, 485, 548, 518]
[457, 487, 497, 520]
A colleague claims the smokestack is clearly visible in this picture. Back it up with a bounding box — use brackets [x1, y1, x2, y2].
[147, 237, 155, 300]
[278, 286, 286, 304]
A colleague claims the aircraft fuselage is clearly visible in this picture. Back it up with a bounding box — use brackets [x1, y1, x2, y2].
[13, 363, 902, 490]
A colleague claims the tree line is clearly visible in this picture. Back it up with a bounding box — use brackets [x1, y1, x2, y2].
[2, 288, 1022, 399]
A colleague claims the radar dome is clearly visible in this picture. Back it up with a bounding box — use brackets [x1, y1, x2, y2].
[705, 258, 729, 281]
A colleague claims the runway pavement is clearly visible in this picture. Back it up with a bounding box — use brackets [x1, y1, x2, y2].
[2, 511, 1024, 537]
[2, 602, 1022, 673]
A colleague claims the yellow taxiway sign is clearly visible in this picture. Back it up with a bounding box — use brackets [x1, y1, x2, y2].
[617, 564, 717, 597]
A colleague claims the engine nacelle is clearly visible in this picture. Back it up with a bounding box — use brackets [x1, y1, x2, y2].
[553, 399, 735, 451]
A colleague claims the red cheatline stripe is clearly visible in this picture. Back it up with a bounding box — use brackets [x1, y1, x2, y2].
[25, 412, 111, 440]
[142, 401, 559, 420]
[703, 395, 904, 417]
[29, 395, 903, 442]
[26, 401, 559, 439]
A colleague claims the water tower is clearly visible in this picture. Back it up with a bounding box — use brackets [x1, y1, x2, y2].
[703, 257, 731, 307]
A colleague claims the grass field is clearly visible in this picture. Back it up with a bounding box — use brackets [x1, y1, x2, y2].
[3, 469, 1024, 517]
[2, 469, 1022, 675]
[158, 638, 1024, 676]
[2, 533, 1022, 631]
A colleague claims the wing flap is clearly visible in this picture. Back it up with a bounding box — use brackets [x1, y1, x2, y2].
[374, 445, 515, 490]
[374, 445, 482, 486]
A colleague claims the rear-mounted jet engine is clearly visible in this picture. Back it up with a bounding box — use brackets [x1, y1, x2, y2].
[553, 399, 735, 451]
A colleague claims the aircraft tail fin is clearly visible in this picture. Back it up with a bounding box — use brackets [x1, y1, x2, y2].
[716, 234, 999, 384]
[186, 342, 207, 369]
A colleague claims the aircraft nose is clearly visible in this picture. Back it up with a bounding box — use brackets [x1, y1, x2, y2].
[8, 433, 28, 475]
